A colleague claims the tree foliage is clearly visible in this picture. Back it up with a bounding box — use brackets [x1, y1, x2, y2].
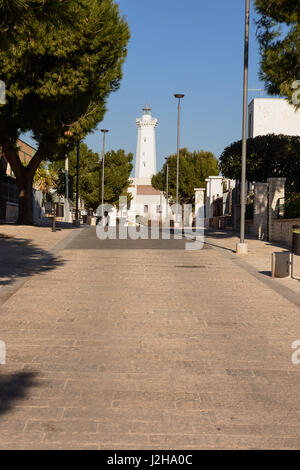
[0, 0, 130, 223]
[255, 0, 300, 106]
[50, 143, 133, 211]
[33, 161, 57, 202]
[100, 149, 133, 207]
[219, 134, 300, 194]
[151, 149, 219, 205]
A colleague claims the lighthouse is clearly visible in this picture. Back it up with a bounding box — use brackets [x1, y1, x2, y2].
[127, 104, 169, 225]
[135, 105, 158, 181]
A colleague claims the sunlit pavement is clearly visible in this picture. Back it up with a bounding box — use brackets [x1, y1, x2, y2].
[0, 226, 300, 449]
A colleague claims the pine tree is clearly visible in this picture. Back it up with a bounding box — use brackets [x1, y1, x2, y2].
[0, 0, 130, 223]
[255, 0, 300, 107]
[151, 149, 219, 206]
[219, 134, 300, 194]
[50, 144, 133, 211]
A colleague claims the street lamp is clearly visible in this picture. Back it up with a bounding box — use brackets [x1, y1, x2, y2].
[166, 162, 169, 227]
[174, 94, 184, 224]
[75, 141, 80, 225]
[100, 129, 109, 217]
[63, 130, 72, 223]
[237, 0, 250, 255]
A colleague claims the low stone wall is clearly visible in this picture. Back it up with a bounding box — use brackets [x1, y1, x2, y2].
[269, 218, 300, 248]
[209, 216, 232, 230]
[5, 202, 18, 223]
[245, 220, 255, 236]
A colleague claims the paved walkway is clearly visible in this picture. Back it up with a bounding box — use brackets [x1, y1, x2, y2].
[205, 229, 300, 303]
[0, 226, 300, 449]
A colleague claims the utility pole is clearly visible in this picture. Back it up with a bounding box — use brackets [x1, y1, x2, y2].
[174, 94, 184, 225]
[63, 129, 72, 223]
[100, 129, 109, 217]
[64, 155, 71, 223]
[166, 163, 169, 226]
[75, 141, 80, 225]
[237, 0, 250, 255]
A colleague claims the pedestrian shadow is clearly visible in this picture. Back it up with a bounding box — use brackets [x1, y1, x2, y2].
[0, 371, 38, 416]
[0, 236, 64, 287]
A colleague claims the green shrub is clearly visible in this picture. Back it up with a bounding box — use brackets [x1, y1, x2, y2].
[285, 194, 300, 219]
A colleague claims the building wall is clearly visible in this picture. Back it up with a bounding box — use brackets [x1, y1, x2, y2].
[248, 98, 300, 138]
[5, 139, 36, 177]
[253, 182, 268, 240]
[129, 193, 170, 222]
[269, 219, 300, 248]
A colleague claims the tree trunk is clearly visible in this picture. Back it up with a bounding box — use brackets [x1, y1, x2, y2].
[0, 154, 8, 175]
[3, 142, 43, 225]
[17, 174, 34, 225]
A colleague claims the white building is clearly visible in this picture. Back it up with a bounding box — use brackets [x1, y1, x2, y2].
[248, 98, 300, 138]
[128, 105, 170, 224]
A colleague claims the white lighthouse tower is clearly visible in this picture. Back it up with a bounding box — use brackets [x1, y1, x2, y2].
[135, 105, 158, 182]
[127, 104, 170, 225]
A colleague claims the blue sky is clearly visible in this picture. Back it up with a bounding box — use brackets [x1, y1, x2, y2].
[25, 0, 267, 171]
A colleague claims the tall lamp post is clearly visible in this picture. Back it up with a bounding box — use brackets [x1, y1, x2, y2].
[63, 130, 72, 223]
[174, 94, 184, 224]
[237, 0, 250, 255]
[75, 141, 80, 225]
[100, 129, 109, 216]
[165, 162, 169, 226]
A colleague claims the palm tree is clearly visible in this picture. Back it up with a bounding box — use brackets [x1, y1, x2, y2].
[33, 163, 57, 203]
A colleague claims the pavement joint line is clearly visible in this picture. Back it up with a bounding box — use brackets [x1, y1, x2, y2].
[0, 226, 85, 309]
[206, 239, 300, 310]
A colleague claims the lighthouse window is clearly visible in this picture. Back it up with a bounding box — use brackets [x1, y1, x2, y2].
[144, 138, 146, 142]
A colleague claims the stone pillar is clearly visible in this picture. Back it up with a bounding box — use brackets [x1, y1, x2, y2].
[267, 177, 286, 242]
[205, 176, 223, 226]
[194, 188, 205, 227]
[253, 182, 268, 240]
[205, 178, 211, 227]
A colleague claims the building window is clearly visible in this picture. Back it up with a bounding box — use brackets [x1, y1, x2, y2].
[144, 205, 148, 214]
[156, 205, 161, 213]
[144, 138, 146, 142]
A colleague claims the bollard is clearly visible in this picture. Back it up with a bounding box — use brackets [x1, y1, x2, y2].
[272, 252, 293, 278]
[292, 225, 300, 256]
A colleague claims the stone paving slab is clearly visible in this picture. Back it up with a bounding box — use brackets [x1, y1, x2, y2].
[0, 223, 83, 307]
[205, 229, 300, 298]
[0, 227, 300, 448]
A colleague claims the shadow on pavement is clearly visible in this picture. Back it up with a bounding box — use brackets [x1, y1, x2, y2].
[0, 371, 38, 416]
[204, 241, 236, 253]
[258, 270, 272, 277]
[0, 236, 64, 287]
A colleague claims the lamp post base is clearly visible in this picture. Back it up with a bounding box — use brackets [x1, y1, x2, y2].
[236, 243, 248, 255]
